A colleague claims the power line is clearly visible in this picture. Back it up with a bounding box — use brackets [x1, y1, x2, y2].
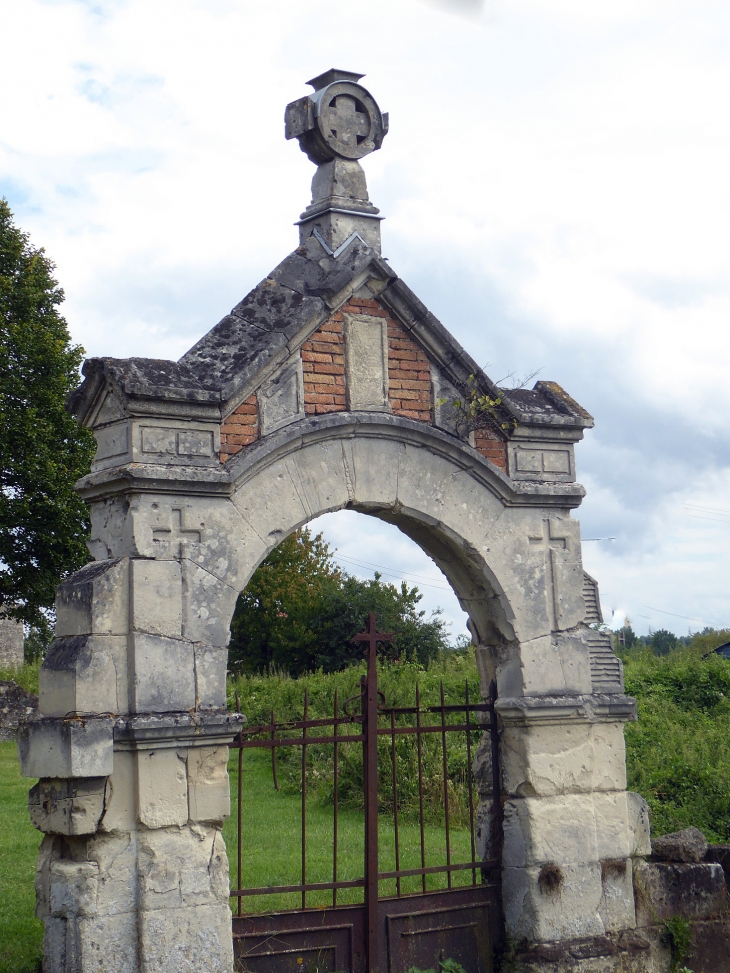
[332, 553, 453, 591]
[684, 502, 730, 515]
[644, 605, 717, 625]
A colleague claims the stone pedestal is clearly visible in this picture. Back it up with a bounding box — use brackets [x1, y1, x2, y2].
[19, 553, 242, 973]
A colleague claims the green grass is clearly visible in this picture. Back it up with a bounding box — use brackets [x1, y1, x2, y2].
[225, 747, 477, 916]
[0, 663, 40, 696]
[0, 742, 43, 973]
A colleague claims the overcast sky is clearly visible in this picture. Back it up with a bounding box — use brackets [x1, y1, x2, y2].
[3, 0, 730, 640]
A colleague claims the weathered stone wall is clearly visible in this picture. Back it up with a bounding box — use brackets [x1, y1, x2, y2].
[0, 616, 24, 669]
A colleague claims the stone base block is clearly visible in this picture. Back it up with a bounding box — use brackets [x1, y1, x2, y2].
[139, 903, 234, 973]
[42, 911, 139, 973]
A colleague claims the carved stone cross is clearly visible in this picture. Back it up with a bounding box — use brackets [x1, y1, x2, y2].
[321, 94, 369, 150]
[529, 518, 570, 630]
[152, 508, 202, 559]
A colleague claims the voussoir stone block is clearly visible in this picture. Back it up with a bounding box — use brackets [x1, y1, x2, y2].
[181, 561, 237, 648]
[18, 717, 113, 779]
[137, 748, 188, 828]
[232, 459, 310, 544]
[55, 559, 129, 637]
[130, 633, 195, 713]
[348, 436, 401, 509]
[131, 558, 182, 638]
[39, 635, 126, 717]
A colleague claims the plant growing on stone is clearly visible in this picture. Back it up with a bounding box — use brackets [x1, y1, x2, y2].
[435, 373, 514, 438]
[663, 916, 693, 972]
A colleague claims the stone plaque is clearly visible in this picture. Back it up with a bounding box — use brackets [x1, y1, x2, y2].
[344, 313, 389, 411]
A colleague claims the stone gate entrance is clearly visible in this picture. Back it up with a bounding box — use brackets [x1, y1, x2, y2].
[18, 70, 644, 973]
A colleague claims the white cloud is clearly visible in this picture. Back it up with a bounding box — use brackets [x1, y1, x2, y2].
[3, 0, 729, 635]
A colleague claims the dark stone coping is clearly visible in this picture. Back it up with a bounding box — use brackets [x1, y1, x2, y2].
[516, 929, 650, 963]
[68, 244, 593, 434]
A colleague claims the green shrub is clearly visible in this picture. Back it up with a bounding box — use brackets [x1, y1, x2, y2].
[228, 652, 483, 826]
[624, 649, 730, 840]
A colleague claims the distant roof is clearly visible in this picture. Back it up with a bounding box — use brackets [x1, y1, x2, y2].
[714, 642, 730, 658]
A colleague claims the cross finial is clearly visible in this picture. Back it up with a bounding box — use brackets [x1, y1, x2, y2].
[351, 613, 394, 667]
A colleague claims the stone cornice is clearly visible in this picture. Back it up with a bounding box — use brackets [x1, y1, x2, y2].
[496, 693, 637, 725]
[113, 711, 245, 751]
[75, 411, 587, 509]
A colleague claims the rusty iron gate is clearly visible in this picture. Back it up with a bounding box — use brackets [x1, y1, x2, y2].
[229, 615, 502, 973]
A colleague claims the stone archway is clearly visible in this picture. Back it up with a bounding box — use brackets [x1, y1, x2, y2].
[18, 70, 645, 973]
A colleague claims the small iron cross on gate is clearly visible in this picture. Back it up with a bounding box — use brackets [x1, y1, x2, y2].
[321, 94, 369, 150]
[350, 612, 394, 667]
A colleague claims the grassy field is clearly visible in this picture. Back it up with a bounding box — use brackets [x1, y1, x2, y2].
[0, 742, 43, 973]
[0, 734, 476, 971]
[6, 644, 730, 969]
[226, 747, 477, 915]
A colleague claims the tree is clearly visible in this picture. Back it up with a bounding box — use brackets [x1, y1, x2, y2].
[0, 199, 95, 632]
[228, 529, 344, 675]
[650, 628, 677, 656]
[228, 528, 452, 676]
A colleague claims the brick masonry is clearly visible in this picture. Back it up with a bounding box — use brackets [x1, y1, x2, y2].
[301, 311, 347, 416]
[473, 424, 508, 472]
[218, 298, 508, 471]
[219, 394, 258, 463]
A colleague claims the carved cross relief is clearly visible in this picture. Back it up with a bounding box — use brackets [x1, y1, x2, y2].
[152, 508, 202, 559]
[529, 518, 570, 630]
[321, 94, 369, 149]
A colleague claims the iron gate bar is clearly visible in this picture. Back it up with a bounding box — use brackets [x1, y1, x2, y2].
[301, 688, 308, 909]
[439, 682, 452, 891]
[333, 688, 339, 907]
[229, 614, 502, 973]
[390, 707, 401, 897]
[230, 860, 500, 900]
[415, 682, 427, 894]
[465, 682, 477, 886]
